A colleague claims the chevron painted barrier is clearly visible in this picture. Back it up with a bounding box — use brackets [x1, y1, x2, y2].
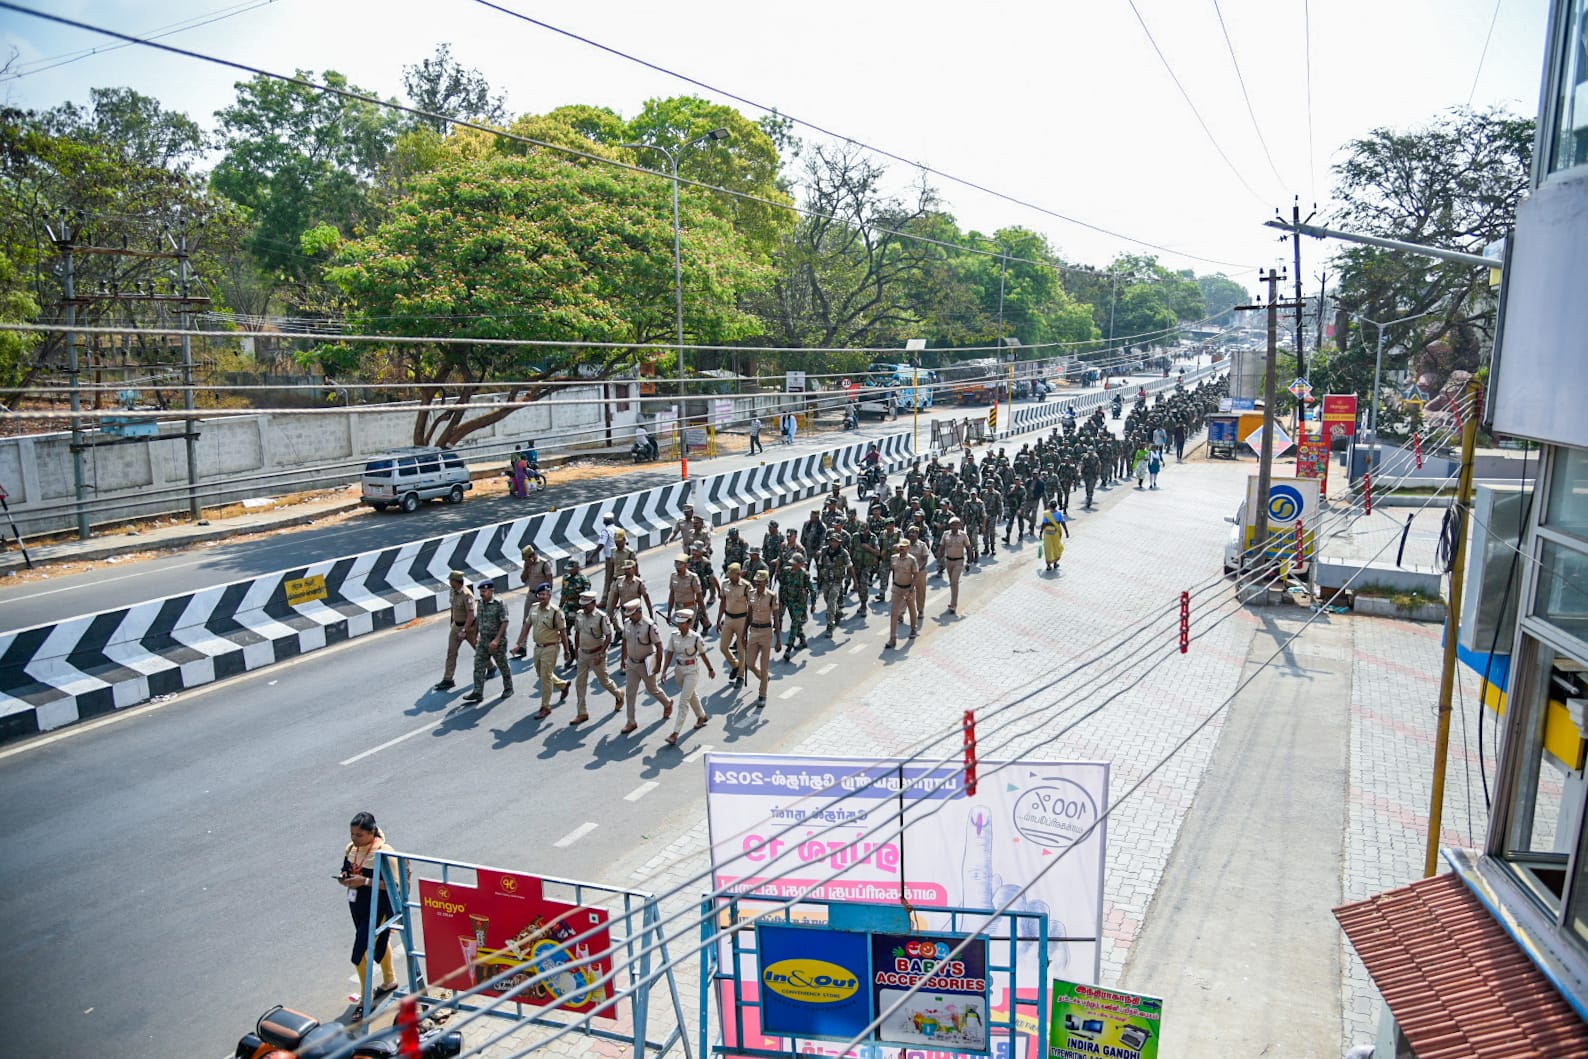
[0, 434, 924, 740]
[689, 432, 914, 525]
[1000, 363, 1224, 440]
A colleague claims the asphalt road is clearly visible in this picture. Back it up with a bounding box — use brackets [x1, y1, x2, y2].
[0, 459, 1162, 1059]
[0, 372, 1177, 631]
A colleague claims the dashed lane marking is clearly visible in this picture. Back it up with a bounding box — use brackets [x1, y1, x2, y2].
[624, 781, 659, 802]
[778, 686, 801, 700]
[340, 721, 440, 766]
[818, 663, 837, 675]
[553, 822, 599, 848]
[684, 743, 714, 764]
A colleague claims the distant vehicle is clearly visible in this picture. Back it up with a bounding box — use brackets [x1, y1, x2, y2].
[865, 362, 937, 412]
[361, 446, 472, 512]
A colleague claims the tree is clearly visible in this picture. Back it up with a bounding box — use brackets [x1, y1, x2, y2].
[401, 44, 506, 134]
[211, 71, 403, 298]
[324, 147, 765, 447]
[1197, 273, 1246, 325]
[1329, 107, 1533, 394]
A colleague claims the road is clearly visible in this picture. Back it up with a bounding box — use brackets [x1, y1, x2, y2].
[0, 447, 1181, 1059]
[0, 369, 1183, 631]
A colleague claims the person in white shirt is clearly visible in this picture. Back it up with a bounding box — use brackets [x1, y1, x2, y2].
[591, 513, 619, 598]
[635, 423, 658, 460]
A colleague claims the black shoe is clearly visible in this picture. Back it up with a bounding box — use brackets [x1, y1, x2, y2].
[755, 697, 766, 709]
[501, 687, 514, 698]
[434, 679, 455, 691]
[559, 681, 571, 704]
[728, 665, 739, 681]
[462, 692, 484, 703]
[486, 666, 498, 680]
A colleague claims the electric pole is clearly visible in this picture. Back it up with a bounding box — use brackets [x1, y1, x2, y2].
[1290, 199, 1315, 436]
[49, 211, 92, 540]
[1236, 269, 1301, 566]
[175, 225, 202, 520]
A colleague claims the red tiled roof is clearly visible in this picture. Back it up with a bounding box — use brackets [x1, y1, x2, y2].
[1335, 872, 1588, 1058]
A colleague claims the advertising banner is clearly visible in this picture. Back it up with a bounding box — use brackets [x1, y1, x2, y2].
[871, 932, 991, 1052]
[1321, 394, 1359, 442]
[1295, 433, 1330, 480]
[707, 753, 1107, 1059]
[1243, 476, 1320, 557]
[417, 869, 616, 1018]
[1048, 980, 1161, 1059]
[758, 924, 872, 1041]
[714, 399, 735, 427]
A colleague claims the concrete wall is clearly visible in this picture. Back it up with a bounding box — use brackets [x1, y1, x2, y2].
[1, 384, 630, 535]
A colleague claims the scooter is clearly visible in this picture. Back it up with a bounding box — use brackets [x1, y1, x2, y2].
[236, 1004, 462, 1059]
[1110, 397, 1123, 421]
[631, 439, 658, 463]
[857, 463, 886, 500]
[843, 405, 859, 431]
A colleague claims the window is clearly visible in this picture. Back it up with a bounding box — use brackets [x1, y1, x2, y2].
[1535, 539, 1588, 643]
[398, 457, 419, 477]
[1500, 641, 1581, 910]
[1550, 0, 1588, 173]
[1546, 447, 1588, 541]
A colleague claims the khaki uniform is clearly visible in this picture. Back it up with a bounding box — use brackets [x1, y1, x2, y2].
[608, 575, 648, 617]
[443, 584, 478, 682]
[668, 569, 702, 616]
[621, 617, 672, 723]
[907, 539, 932, 616]
[573, 607, 620, 712]
[525, 601, 570, 710]
[940, 529, 971, 611]
[517, 556, 555, 644]
[667, 627, 709, 734]
[717, 577, 752, 674]
[888, 553, 920, 644]
[745, 588, 779, 701]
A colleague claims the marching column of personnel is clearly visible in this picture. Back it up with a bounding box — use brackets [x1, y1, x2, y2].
[430, 378, 1227, 744]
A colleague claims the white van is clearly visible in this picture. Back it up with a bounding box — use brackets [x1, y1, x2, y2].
[361, 446, 472, 512]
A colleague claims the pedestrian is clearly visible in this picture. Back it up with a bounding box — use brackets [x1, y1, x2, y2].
[777, 552, 815, 655]
[905, 525, 931, 620]
[748, 415, 764, 455]
[744, 570, 779, 707]
[524, 583, 572, 719]
[570, 590, 620, 723]
[662, 609, 715, 746]
[1148, 449, 1163, 489]
[1132, 446, 1149, 489]
[816, 535, 856, 635]
[1039, 499, 1069, 572]
[717, 563, 751, 684]
[463, 580, 512, 702]
[1173, 421, 1186, 461]
[1152, 424, 1168, 457]
[591, 513, 619, 600]
[940, 516, 971, 613]
[619, 598, 673, 732]
[339, 811, 399, 1020]
[435, 570, 476, 691]
[886, 540, 919, 648]
[667, 553, 703, 620]
[512, 545, 556, 659]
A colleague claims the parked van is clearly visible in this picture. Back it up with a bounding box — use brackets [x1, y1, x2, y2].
[361, 446, 472, 512]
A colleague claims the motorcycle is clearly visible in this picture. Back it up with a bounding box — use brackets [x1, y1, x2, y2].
[1110, 396, 1123, 421]
[236, 1004, 462, 1059]
[843, 405, 859, 431]
[857, 463, 886, 500]
[631, 439, 658, 463]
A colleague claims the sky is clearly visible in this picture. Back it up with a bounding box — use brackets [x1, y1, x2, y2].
[0, 0, 1553, 286]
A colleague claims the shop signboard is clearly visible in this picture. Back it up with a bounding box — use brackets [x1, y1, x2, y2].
[1048, 980, 1161, 1059]
[757, 924, 872, 1041]
[870, 931, 991, 1052]
[1295, 432, 1330, 480]
[417, 869, 616, 1017]
[1321, 394, 1359, 442]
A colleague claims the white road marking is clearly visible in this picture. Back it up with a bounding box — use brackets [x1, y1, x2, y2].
[340, 721, 440, 766]
[778, 686, 801, 700]
[554, 822, 599, 848]
[684, 743, 713, 763]
[817, 663, 837, 675]
[624, 781, 659, 802]
[848, 643, 867, 655]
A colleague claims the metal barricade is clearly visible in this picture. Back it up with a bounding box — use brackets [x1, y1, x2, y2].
[367, 849, 690, 1059]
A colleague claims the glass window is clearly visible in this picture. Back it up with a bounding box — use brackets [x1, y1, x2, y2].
[1546, 448, 1588, 541]
[1535, 538, 1588, 643]
[1501, 643, 1578, 908]
[1552, 0, 1588, 173]
[398, 457, 418, 477]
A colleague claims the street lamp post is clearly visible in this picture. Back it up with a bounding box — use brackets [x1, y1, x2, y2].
[1353, 307, 1440, 446]
[621, 128, 729, 480]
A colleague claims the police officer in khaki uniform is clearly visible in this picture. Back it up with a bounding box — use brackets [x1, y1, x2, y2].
[744, 570, 779, 708]
[716, 562, 751, 686]
[619, 598, 673, 732]
[571, 589, 620, 723]
[940, 516, 971, 614]
[905, 525, 931, 620]
[666, 554, 703, 619]
[662, 609, 715, 746]
[607, 559, 652, 619]
[886, 541, 919, 648]
[512, 545, 556, 658]
[436, 570, 476, 691]
[526, 583, 572, 719]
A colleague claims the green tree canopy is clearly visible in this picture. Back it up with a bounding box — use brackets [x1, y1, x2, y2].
[401, 43, 505, 134]
[324, 147, 766, 446]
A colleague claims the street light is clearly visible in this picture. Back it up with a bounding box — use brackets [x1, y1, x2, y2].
[620, 127, 730, 480]
[1352, 307, 1441, 436]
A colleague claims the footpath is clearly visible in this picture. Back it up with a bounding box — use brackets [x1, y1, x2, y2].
[447, 444, 1486, 1059]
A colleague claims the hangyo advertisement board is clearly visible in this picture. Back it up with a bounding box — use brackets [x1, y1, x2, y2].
[706, 753, 1108, 1059]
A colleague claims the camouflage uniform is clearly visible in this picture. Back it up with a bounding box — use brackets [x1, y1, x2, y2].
[471, 593, 513, 697]
[816, 541, 854, 633]
[851, 522, 881, 601]
[721, 530, 749, 576]
[777, 560, 816, 651]
[559, 569, 590, 626]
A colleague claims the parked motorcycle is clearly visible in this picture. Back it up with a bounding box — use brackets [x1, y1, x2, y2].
[236, 1004, 462, 1059]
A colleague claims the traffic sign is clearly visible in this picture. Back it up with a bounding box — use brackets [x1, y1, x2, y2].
[1287, 377, 1312, 399]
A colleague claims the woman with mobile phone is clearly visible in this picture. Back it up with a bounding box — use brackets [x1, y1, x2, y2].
[338, 811, 399, 1019]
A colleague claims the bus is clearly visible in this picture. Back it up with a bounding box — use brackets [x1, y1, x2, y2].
[862, 362, 938, 414]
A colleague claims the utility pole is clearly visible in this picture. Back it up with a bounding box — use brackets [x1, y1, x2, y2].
[51, 211, 92, 540]
[176, 226, 202, 520]
[1235, 269, 1300, 564]
[1289, 199, 1315, 437]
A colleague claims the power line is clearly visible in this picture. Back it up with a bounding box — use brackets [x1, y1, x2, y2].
[1209, 0, 1289, 188]
[467, 0, 1262, 270]
[1467, 0, 1506, 106]
[0, 0, 280, 82]
[1303, 0, 1318, 200]
[1121, 0, 1269, 204]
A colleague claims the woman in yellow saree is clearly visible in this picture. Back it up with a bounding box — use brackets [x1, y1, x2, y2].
[1039, 499, 1069, 571]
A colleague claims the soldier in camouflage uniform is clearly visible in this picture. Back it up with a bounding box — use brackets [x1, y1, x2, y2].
[981, 486, 1002, 557]
[1081, 448, 1101, 509]
[777, 553, 816, 655]
[816, 534, 857, 635]
[689, 542, 719, 611]
[886, 486, 909, 522]
[850, 519, 881, 605]
[1056, 456, 1075, 514]
[464, 579, 513, 702]
[721, 526, 748, 577]
[762, 520, 785, 577]
[559, 559, 590, 627]
[963, 491, 986, 564]
[743, 543, 770, 583]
